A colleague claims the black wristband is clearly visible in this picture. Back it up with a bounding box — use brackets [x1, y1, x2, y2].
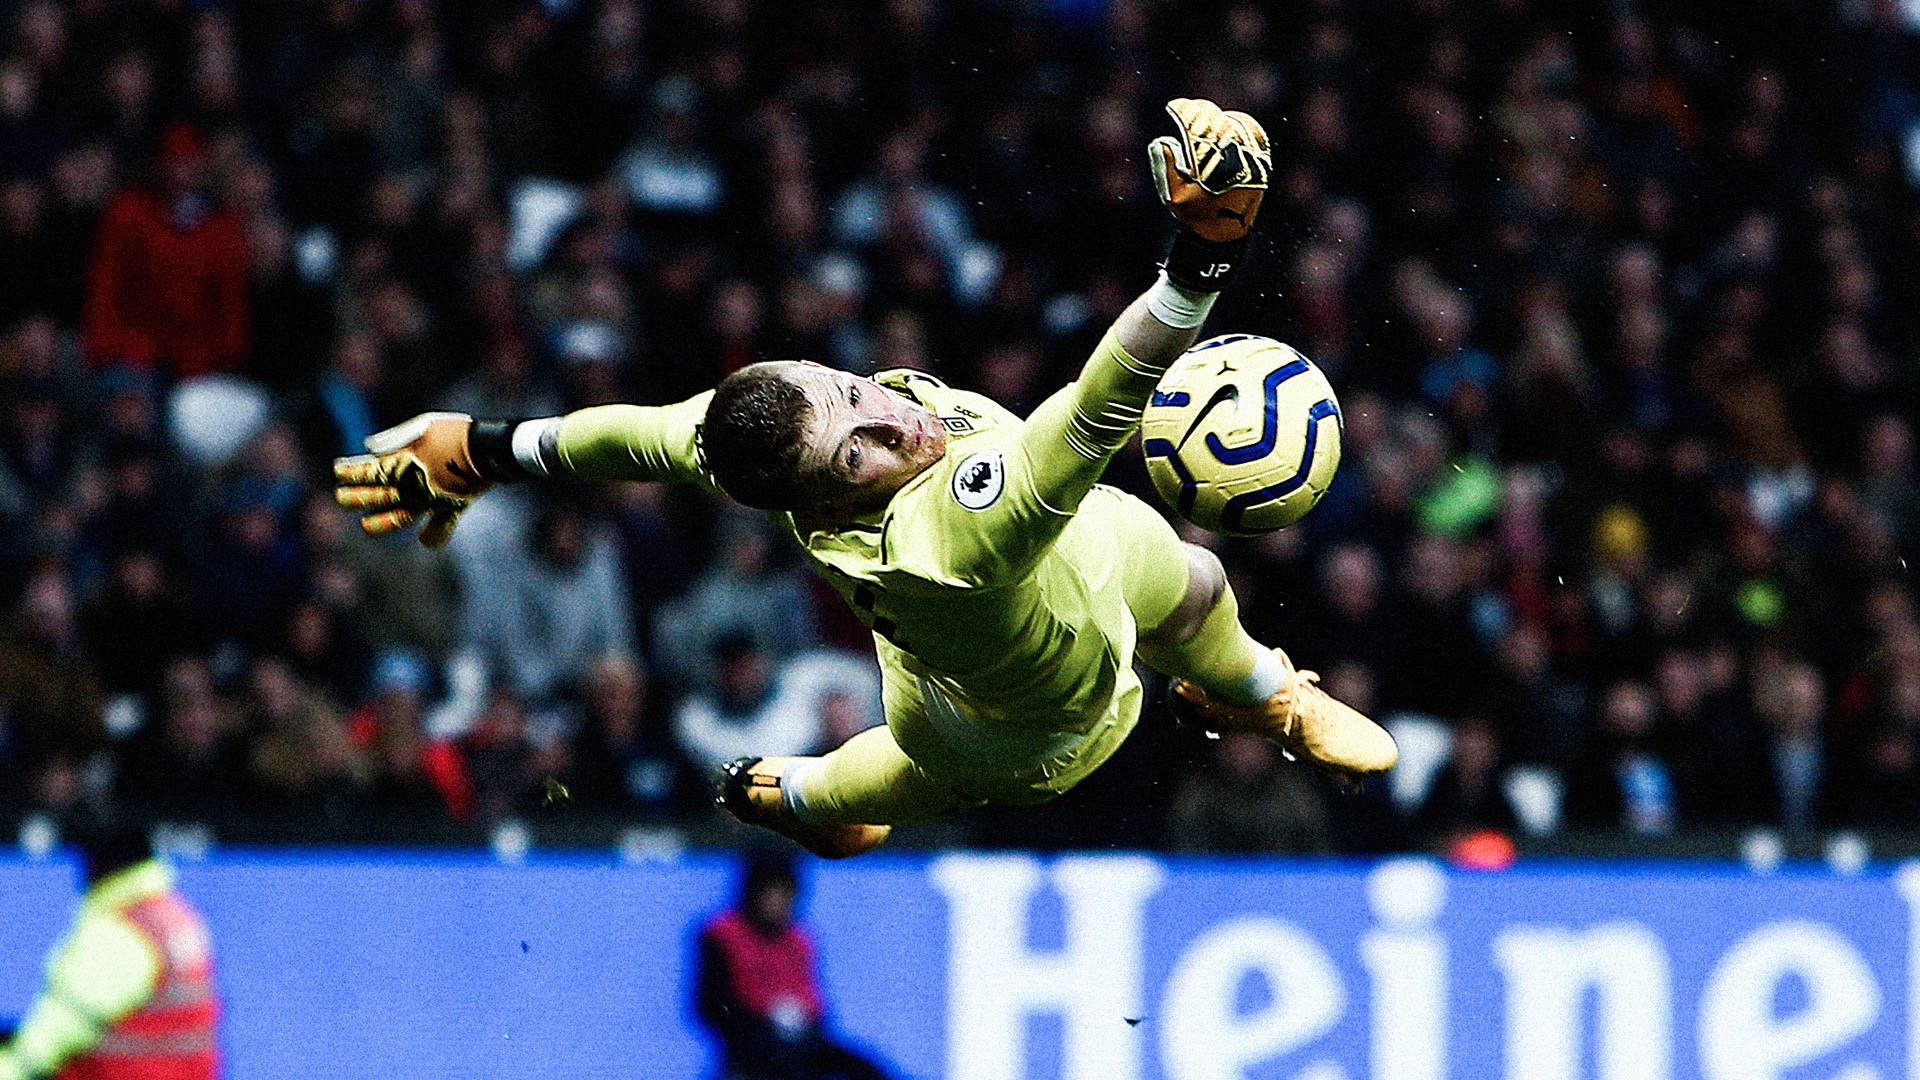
[1160, 229, 1250, 292]
[467, 419, 536, 483]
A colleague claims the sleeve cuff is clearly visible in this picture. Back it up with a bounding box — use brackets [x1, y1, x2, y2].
[512, 418, 562, 477]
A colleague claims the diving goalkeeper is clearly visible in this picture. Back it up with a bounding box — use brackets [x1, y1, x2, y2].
[334, 99, 1396, 858]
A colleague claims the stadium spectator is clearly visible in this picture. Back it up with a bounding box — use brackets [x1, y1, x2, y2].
[568, 651, 681, 812]
[456, 497, 634, 707]
[1565, 678, 1680, 834]
[1381, 532, 1483, 721]
[86, 434, 193, 571]
[81, 551, 191, 706]
[0, 367, 77, 513]
[278, 594, 376, 715]
[305, 488, 464, 665]
[0, 175, 61, 328]
[1475, 621, 1585, 771]
[1165, 732, 1333, 855]
[242, 212, 332, 391]
[81, 123, 248, 378]
[347, 650, 475, 821]
[649, 509, 820, 693]
[617, 73, 725, 225]
[240, 656, 365, 818]
[603, 481, 699, 660]
[671, 638, 883, 770]
[1752, 654, 1829, 833]
[436, 334, 566, 423]
[117, 656, 248, 824]
[0, 563, 105, 769]
[1410, 716, 1523, 846]
[456, 687, 557, 822]
[1657, 645, 1770, 824]
[189, 472, 306, 654]
[694, 853, 892, 1080]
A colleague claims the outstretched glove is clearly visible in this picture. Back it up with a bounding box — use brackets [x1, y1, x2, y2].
[333, 412, 491, 548]
[1148, 98, 1271, 290]
[1149, 97, 1270, 242]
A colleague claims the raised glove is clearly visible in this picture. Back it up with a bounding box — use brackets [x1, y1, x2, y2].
[1149, 98, 1270, 292]
[333, 412, 491, 548]
[1149, 97, 1271, 243]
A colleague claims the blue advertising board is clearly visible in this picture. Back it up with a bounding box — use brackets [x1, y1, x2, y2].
[2, 850, 1916, 1080]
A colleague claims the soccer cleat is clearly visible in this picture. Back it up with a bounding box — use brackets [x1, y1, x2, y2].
[1173, 649, 1398, 779]
[715, 757, 891, 860]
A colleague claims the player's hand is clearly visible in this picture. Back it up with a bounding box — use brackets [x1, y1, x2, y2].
[1148, 98, 1270, 243]
[333, 412, 491, 548]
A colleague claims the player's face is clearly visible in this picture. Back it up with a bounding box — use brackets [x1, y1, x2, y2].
[782, 362, 948, 516]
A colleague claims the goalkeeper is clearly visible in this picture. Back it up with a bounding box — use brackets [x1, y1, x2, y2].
[335, 99, 1396, 858]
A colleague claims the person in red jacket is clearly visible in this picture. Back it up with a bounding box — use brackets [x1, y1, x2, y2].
[694, 854, 890, 1080]
[82, 123, 248, 378]
[0, 817, 219, 1080]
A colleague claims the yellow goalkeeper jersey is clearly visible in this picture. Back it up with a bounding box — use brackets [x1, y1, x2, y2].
[796, 369, 1141, 750]
[553, 351, 1163, 791]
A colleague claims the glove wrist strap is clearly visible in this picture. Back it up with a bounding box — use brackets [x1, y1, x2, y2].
[468, 419, 536, 482]
[1161, 229, 1249, 292]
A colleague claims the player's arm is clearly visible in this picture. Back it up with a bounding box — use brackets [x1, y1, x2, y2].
[1017, 98, 1270, 515]
[546, 394, 721, 490]
[0, 914, 160, 1080]
[332, 392, 721, 548]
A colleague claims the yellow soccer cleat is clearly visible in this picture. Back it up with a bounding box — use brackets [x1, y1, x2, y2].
[1175, 649, 1398, 779]
[716, 757, 892, 860]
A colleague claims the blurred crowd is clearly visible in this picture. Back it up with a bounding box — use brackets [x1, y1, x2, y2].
[0, 0, 1914, 856]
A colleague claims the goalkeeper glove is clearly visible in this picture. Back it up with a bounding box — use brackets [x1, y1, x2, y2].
[1148, 97, 1271, 290]
[333, 412, 513, 548]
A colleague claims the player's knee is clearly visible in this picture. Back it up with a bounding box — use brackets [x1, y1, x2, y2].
[1144, 544, 1227, 647]
[1184, 544, 1227, 609]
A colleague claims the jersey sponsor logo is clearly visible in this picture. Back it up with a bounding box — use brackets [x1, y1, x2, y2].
[950, 449, 1005, 511]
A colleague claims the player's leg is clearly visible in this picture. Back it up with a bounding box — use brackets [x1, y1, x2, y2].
[784, 724, 986, 825]
[1118, 494, 1398, 776]
[720, 725, 981, 858]
[719, 663, 987, 857]
[1121, 500, 1268, 696]
[720, 726, 985, 858]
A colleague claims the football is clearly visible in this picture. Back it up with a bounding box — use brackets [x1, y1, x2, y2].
[1141, 334, 1343, 536]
